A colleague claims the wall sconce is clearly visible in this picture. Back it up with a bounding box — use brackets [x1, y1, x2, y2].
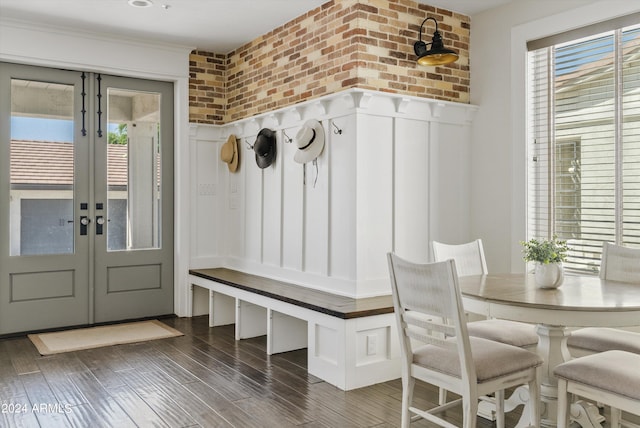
[414, 17, 459, 66]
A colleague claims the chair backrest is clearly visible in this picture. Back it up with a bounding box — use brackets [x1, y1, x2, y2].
[600, 241, 640, 282]
[387, 253, 476, 384]
[432, 239, 488, 277]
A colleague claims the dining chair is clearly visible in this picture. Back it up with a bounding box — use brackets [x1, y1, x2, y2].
[432, 240, 539, 350]
[387, 253, 542, 428]
[567, 242, 640, 357]
[554, 350, 640, 428]
[432, 240, 540, 417]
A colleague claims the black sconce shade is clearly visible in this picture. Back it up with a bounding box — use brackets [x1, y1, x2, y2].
[414, 17, 459, 66]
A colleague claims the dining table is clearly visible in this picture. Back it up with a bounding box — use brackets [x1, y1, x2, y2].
[457, 273, 640, 428]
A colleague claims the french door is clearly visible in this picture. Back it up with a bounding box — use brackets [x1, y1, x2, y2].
[0, 62, 174, 335]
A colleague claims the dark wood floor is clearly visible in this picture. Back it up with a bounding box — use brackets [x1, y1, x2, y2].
[0, 316, 519, 427]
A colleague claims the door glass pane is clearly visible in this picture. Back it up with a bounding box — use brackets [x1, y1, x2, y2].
[107, 89, 161, 251]
[10, 79, 74, 256]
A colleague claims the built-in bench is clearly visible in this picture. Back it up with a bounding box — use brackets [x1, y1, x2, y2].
[188, 268, 400, 390]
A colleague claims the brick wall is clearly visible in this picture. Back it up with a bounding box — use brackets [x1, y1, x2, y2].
[189, 51, 226, 124]
[189, 0, 470, 125]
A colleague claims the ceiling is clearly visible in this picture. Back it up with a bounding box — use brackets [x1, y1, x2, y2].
[0, 0, 513, 53]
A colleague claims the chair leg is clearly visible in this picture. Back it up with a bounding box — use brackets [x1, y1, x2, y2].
[610, 407, 621, 428]
[528, 376, 540, 428]
[401, 376, 415, 428]
[439, 387, 448, 405]
[495, 389, 505, 428]
[463, 396, 478, 428]
[557, 379, 570, 428]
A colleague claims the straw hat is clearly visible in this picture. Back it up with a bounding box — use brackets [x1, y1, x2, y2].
[220, 134, 239, 172]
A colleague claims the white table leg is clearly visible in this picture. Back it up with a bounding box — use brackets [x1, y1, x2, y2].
[522, 324, 572, 427]
[514, 325, 604, 428]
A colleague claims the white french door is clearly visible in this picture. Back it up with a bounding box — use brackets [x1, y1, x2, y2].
[0, 62, 174, 334]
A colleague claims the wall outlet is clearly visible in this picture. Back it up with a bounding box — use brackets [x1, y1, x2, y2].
[198, 183, 216, 196]
[366, 334, 377, 356]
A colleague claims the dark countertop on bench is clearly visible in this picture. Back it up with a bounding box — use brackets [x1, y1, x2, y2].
[189, 268, 394, 319]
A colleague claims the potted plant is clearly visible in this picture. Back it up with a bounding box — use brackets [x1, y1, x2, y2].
[521, 235, 569, 288]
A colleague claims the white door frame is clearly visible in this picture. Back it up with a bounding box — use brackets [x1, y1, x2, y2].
[0, 20, 193, 317]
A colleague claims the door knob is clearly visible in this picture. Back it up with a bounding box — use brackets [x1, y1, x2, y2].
[96, 216, 105, 235]
[80, 216, 90, 235]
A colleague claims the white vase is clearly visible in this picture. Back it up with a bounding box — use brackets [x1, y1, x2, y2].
[534, 262, 564, 289]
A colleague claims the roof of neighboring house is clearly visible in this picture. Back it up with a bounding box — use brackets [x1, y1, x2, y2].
[107, 143, 128, 187]
[10, 140, 128, 186]
[555, 33, 640, 89]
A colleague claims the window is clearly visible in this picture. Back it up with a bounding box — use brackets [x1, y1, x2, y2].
[527, 21, 640, 274]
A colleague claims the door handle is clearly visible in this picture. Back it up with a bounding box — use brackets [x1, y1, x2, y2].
[96, 216, 105, 235]
[80, 216, 90, 235]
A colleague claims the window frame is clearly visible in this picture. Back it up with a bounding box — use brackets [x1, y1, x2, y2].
[526, 22, 640, 274]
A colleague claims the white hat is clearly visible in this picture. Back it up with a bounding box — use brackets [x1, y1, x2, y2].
[294, 119, 325, 164]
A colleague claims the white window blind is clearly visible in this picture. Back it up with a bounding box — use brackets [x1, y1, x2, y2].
[527, 23, 640, 274]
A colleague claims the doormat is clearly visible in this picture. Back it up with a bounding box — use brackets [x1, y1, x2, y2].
[28, 320, 183, 355]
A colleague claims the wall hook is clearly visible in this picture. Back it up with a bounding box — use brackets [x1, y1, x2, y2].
[332, 122, 343, 135]
[283, 130, 293, 143]
[245, 138, 254, 150]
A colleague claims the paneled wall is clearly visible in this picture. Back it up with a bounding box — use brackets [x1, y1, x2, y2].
[190, 88, 476, 298]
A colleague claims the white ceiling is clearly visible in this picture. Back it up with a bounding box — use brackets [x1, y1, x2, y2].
[425, 0, 514, 16]
[0, 0, 513, 53]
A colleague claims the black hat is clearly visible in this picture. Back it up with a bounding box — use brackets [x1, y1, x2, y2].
[254, 128, 277, 169]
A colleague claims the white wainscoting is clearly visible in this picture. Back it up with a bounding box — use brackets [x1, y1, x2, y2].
[189, 88, 477, 299]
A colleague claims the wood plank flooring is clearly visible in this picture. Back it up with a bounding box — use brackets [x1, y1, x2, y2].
[0, 316, 520, 427]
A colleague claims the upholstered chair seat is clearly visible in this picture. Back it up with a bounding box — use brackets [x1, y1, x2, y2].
[568, 327, 640, 356]
[466, 318, 539, 348]
[413, 336, 543, 382]
[554, 350, 640, 428]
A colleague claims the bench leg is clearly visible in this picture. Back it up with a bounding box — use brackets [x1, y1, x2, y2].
[209, 290, 215, 327]
[267, 309, 307, 355]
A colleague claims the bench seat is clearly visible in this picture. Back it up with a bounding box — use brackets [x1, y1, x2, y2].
[190, 268, 394, 319]
[189, 268, 399, 390]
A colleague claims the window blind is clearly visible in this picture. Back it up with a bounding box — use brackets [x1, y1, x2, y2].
[527, 22, 640, 274]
